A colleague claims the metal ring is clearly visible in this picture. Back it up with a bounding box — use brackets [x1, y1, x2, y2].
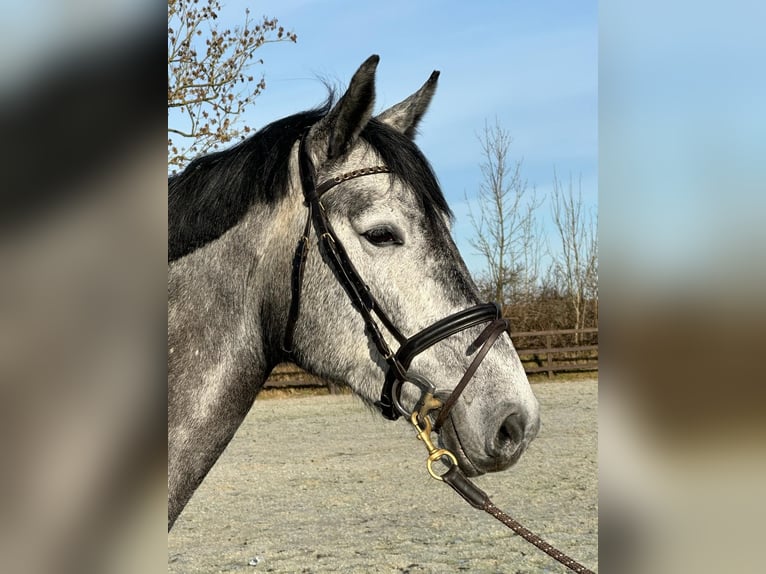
[426, 449, 458, 481]
[391, 374, 437, 419]
[390, 378, 408, 418]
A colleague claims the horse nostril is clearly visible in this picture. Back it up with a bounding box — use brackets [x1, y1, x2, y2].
[497, 412, 526, 451]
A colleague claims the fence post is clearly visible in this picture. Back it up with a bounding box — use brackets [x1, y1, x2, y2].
[546, 334, 553, 379]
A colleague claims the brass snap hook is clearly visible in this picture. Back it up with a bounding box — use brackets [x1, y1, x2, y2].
[410, 411, 458, 481]
[415, 390, 443, 426]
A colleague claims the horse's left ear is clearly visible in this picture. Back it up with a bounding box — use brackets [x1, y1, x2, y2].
[309, 55, 379, 163]
[376, 70, 439, 138]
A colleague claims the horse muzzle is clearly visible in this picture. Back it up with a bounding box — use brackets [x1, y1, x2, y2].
[439, 405, 540, 476]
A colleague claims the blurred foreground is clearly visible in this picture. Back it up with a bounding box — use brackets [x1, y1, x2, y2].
[1, 2, 764, 573]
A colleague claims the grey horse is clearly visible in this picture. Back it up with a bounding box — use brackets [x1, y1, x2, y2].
[168, 55, 540, 529]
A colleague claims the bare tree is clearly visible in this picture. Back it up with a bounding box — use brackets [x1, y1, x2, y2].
[549, 170, 598, 340]
[467, 120, 542, 308]
[168, 0, 297, 172]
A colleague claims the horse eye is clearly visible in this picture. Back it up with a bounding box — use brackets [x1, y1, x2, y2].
[362, 227, 401, 246]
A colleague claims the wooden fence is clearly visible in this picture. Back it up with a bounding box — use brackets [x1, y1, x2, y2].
[513, 327, 598, 378]
[264, 327, 597, 388]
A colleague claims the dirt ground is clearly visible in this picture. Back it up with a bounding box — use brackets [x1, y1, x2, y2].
[168, 380, 597, 573]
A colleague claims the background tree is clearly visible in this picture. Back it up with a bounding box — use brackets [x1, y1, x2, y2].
[549, 170, 598, 341]
[464, 120, 599, 340]
[168, 0, 297, 172]
[467, 120, 543, 308]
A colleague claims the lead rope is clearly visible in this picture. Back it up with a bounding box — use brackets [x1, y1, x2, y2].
[411, 412, 596, 574]
[289, 134, 593, 571]
[481, 502, 594, 574]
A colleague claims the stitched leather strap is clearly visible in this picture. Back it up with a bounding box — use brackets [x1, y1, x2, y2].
[442, 464, 595, 573]
[283, 132, 402, 361]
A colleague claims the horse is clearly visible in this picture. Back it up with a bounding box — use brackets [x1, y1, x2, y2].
[168, 55, 540, 529]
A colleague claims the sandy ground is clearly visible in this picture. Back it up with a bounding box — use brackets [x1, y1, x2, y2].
[168, 380, 597, 573]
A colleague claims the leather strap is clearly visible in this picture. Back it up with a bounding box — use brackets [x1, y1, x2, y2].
[378, 303, 500, 420]
[282, 207, 313, 353]
[433, 317, 509, 432]
[443, 464, 595, 573]
[284, 132, 401, 361]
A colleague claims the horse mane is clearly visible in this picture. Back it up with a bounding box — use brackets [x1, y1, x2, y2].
[168, 100, 451, 262]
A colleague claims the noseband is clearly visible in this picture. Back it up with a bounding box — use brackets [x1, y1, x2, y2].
[283, 132, 511, 428]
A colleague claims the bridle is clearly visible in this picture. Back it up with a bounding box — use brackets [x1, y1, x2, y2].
[281, 131, 596, 574]
[283, 131, 510, 429]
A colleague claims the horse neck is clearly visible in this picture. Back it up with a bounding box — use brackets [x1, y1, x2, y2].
[167, 196, 300, 385]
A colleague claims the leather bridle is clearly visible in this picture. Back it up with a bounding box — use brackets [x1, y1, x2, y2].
[280, 131, 596, 574]
[283, 131, 512, 428]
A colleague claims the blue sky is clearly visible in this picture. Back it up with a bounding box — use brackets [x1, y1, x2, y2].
[205, 0, 598, 276]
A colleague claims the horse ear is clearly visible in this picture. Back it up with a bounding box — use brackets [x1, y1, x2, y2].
[376, 70, 439, 138]
[310, 55, 379, 162]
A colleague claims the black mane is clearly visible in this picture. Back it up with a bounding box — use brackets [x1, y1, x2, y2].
[168, 103, 451, 262]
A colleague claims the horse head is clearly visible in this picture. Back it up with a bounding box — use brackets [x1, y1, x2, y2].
[279, 56, 540, 476]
